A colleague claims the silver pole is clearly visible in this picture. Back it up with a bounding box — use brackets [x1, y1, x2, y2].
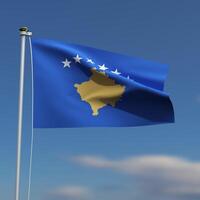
[15, 27, 29, 200]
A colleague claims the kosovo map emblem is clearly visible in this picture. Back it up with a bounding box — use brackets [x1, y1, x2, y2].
[74, 69, 125, 116]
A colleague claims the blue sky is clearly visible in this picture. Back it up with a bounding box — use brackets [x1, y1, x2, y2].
[0, 0, 200, 200]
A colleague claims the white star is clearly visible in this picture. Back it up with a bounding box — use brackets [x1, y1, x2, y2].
[111, 69, 121, 75]
[73, 54, 82, 63]
[98, 64, 108, 71]
[87, 58, 95, 64]
[62, 58, 71, 68]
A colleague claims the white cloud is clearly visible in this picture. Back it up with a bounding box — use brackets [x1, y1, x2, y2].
[72, 155, 200, 198]
[72, 155, 112, 168]
[50, 186, 91, 199]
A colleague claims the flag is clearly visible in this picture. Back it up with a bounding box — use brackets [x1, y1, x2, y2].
[32, 39, 174, 128]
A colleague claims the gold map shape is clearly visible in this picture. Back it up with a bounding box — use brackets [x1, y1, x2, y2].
[74, 69, 125, 116]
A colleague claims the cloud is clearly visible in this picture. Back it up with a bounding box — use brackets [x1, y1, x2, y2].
[50, 185, 91, 200]
[72, 155, 200, 199]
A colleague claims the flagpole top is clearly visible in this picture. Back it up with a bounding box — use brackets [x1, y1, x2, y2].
[19, 27, 29, 32]
[19, 27, 32, 36]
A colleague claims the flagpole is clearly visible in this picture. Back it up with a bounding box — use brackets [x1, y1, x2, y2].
[15, 27, 31, 200]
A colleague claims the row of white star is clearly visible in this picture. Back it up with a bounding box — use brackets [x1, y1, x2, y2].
[62, 54, 131, 79]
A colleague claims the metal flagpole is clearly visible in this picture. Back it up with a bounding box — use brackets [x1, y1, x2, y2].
[15, 27, 32, 200]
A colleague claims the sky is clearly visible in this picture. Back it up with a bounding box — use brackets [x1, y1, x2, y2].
[0, 0, 200, 200]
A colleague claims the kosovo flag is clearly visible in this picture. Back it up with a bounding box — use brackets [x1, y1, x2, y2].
[32, 39, 174, 128]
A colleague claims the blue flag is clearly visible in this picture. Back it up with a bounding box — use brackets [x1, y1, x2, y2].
[32, 39, 174, 128]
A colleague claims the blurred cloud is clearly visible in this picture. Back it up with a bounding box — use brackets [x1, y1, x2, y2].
[71, 155, 200, 199]
[49, 185, 91, 200]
